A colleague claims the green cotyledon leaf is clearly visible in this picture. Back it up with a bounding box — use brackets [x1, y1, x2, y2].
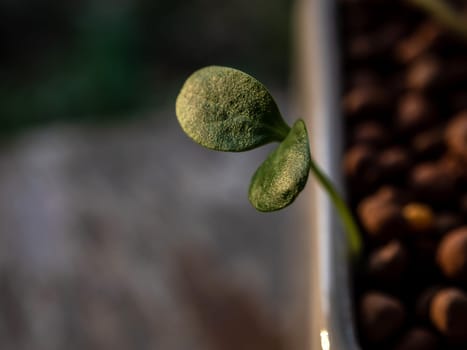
[175, 66, 291, 152]
[249, 119, 311, 212]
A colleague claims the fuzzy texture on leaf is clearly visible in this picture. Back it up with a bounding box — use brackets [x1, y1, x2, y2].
[249, 119, 311, 211]
[176, 66, 290, 152]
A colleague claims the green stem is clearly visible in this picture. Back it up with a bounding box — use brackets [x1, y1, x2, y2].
[270, 119, 291, 142]
[407, 0, 467, 40]
[309, 157, 363, 260]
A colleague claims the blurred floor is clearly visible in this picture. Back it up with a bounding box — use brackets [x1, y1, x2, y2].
[0, 95, 308, 349]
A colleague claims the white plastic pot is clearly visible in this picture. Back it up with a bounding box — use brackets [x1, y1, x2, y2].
[295, 0, 360, 348]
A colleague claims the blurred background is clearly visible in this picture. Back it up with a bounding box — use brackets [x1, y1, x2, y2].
[0, 0, 310, 349]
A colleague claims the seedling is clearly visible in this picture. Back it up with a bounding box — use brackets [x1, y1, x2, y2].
[176, 66, 362, 258]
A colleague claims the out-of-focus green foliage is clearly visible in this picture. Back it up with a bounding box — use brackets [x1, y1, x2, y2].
[0, 2, 143, 134]
[0, 0, 292, 135]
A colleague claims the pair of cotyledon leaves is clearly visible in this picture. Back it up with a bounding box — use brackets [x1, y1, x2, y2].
[176, 66, 311, 212]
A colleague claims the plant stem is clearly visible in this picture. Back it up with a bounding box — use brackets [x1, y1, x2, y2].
[268, 122, 291, 143]
[308, 157, 363, 260]
[407, 0, 467, 40]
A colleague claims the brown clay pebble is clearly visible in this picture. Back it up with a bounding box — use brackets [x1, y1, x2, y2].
[378, 147, 411, 181]
[347, 26, 402, 61]
[358, 196, 407, 240]
[436, 227, 467, 283]
[392, 327, 439, 350]
[339, 1, 467, 348]
[343, 84, 388, 117]
[344, 145, 379, 178]
[352, 121, 390, 148]
[430, 288, 467, 344]
[445, 111, 467, 161]
[367, 240, 408, 283]
[416, 286, 442, 322]
[359, 292, 406, 343]
[409, 162, 457, 203]
[397, 92, 435, 134]
[402, 202, 434, 233]
[411, 127, 445, 160]
[395, 21, 441, 63]
[373, 186, 411, 206]
[344, 145, 381, 193]
[406, 55, 441, 91]
[438, 155, 466, 184]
